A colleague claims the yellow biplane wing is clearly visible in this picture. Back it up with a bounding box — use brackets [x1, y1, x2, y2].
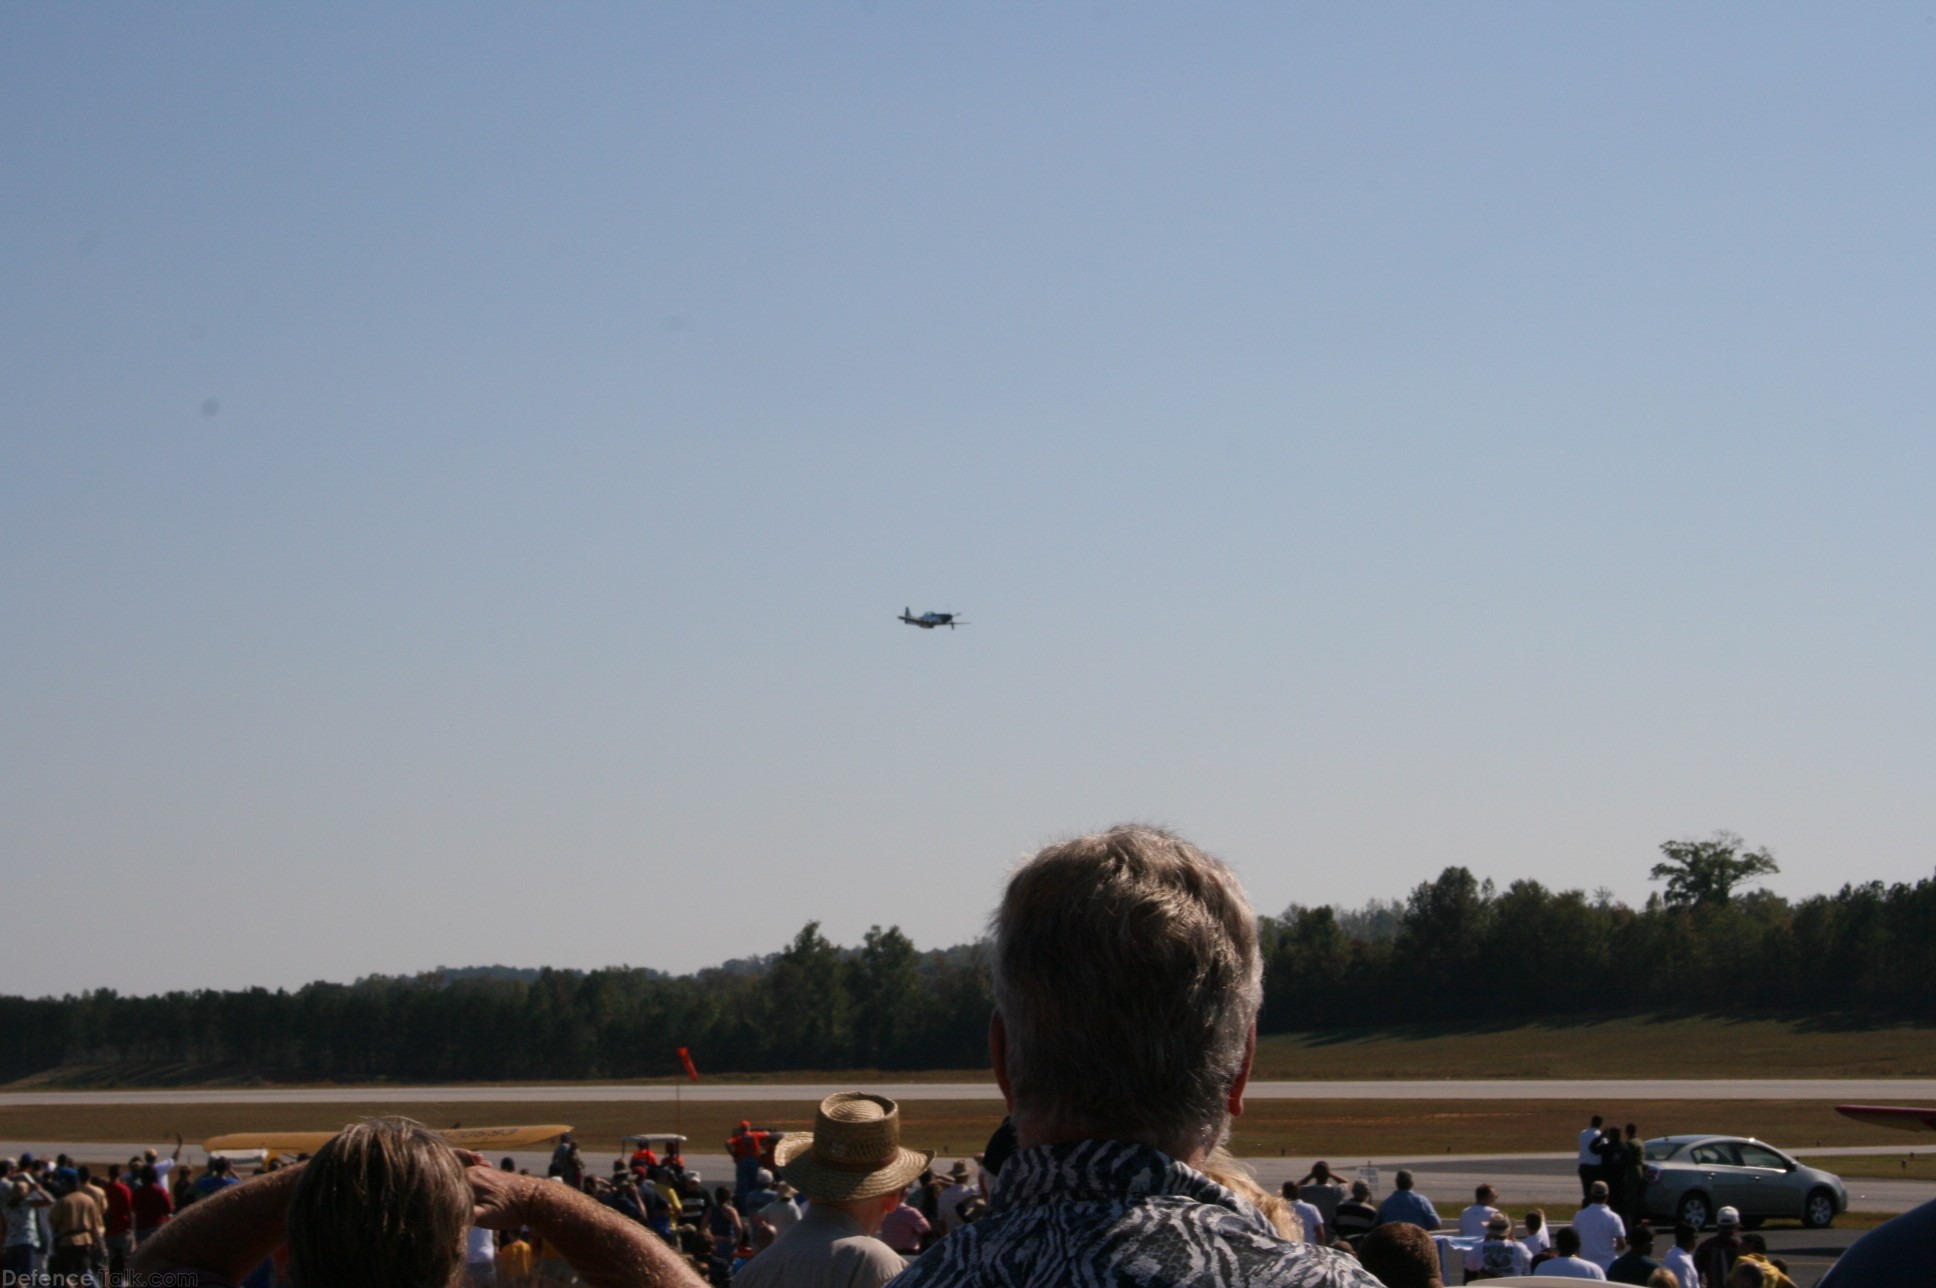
[204, 1124, 572, 1158]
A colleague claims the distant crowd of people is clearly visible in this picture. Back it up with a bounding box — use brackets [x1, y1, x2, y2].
[6, 825, 1921, 1286]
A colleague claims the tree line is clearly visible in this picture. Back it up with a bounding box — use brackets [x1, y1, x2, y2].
[4, 835, 1932, 1083]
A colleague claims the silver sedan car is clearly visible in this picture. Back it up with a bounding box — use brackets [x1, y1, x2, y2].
[1641, 1135, 1847, 1229]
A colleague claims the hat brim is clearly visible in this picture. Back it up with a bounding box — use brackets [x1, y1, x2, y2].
[772, 1132, 934, 1203]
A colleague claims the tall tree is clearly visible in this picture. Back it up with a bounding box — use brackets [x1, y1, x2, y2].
[1650, 831, 1779, 909]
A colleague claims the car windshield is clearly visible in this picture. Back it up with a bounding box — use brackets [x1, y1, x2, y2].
[1644, 1139, 1682, 1161]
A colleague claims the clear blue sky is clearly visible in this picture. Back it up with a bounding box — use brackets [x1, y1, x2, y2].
[5, 5, 1933, 997]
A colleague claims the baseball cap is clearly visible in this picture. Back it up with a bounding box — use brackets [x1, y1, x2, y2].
[1717, 1206, 1741, 1227]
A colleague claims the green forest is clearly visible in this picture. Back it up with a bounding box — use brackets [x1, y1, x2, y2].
[5, 836, 1933, 1084]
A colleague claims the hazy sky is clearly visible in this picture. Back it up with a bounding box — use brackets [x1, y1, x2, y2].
[5, 5, 1934, 998]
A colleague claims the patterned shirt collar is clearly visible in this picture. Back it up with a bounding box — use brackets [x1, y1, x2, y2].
[994, 1139, 1268, 1226]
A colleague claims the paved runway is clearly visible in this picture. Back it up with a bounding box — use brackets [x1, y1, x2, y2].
[8, 1077, 1936, 1105]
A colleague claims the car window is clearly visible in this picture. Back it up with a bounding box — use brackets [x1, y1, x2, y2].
[1737, 1144, 1788, 1170]
[1689, 1142, 1741, 1166]
[1644, 1140, 1681, 1161]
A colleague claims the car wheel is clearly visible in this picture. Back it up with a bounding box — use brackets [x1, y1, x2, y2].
[1676, 1192, 1711, 1230]
[1803, 1188, 1836, 1229]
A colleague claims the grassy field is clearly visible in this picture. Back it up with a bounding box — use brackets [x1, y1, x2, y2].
[1816, 1151, 1936, 1180]
[1250, 1014, 1936, 1080]
[15, 1013, 1932, 1091]
[7, 1098, 1931, 1160]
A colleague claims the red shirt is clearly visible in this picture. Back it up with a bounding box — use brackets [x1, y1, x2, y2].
[727, 1131, 769, 1161]
[103, 1181, 134, 1236]
[131, 1184, 174, 1231]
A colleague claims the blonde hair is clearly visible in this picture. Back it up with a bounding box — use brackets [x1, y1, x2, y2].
[1198, 1149, 1301, 1240]
[992, 826, 1262, 1156]
[288, 1117, 470, 1288]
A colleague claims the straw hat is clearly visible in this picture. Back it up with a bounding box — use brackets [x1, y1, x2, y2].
[773, 1093, 933, 1202]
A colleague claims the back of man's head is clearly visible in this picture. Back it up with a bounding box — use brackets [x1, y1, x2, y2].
[1675, 1221, 1698, 1249]
[1555, 1226, 1582, 1258]
[991, 825, 1261, 1157]
[1630, 1223, 1655, 1252]
[1589, 1180, 1610, 1204]
[1358, 1222, 1444, 1288]
[288, 1117, 469, 1288]
[1395, 1169, 1415, 1191]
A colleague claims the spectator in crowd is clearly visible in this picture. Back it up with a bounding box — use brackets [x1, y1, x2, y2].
[727, 1122, 770, 1206]
[706, 1185, 742, 1260]
[145, 1139, 184, 1195]
[892, 824, 1379, 1288]
[1661, 1222, 1700, 1288]
[1376, 1170, 1442, 1231]
[741, 1168, 780, 1218]
[1725, 1254, 1795, 1288]
[1608, 1223, 1664, 1285]
[1579, 1116, 1608, 1203]
[1694, 1207, 1745, 1288]
[1647, 1273, 1680, 1288]
[1459, 1184, 1503, 1237]
[170, 1162, 200, 1211]
[48, 1170, 105, 1277]
[937, 1159, 980, 1234]
[1467, 1210, 1532, 1281]
[1332, 1179, 1380, 1244]
[463, 1220, 499, 1286]
[131, 1116, 707, 1288]
[197, 1155, 242, 1197]
[1613, 1126, 1647, 1225]
[1534, 1225, 1607, 1280]
[1296, 1162, 1347, 1235]
[1358, 1221, 1444, 1288]
[102, 1162, 136, 1277]
[879, 1184, 933, 1256]
[131, 1165, 174, 1244]
[495, 1229, 536, 1283]
[1281, 1182, 1326, 1244]
[1573, 1180, 1628, 1270]
[735, 1092, 927, 1288]
[5, 1174, 54, 1274]
[758, 1180, 802, 1237]
[1524, 1208, 1553, 1258]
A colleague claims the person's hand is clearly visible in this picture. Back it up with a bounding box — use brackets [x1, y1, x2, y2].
[467, 1158, 536, 1231]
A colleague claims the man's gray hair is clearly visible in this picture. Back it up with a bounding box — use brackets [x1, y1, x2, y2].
[991, 824, 1263, 1156]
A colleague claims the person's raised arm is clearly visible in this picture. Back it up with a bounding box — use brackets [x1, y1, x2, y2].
[131, 1165, 302, 1282]
[171, 1132, 185, 1162]
[468, 1159, 706, 1288]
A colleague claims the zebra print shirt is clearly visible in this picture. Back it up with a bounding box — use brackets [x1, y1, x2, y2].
[893, 1139, 1384, 1288]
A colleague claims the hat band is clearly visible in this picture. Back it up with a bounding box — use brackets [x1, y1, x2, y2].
[812, 1146, 901, 1174]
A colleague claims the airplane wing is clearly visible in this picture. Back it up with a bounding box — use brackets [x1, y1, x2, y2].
[1834, 1104, 1936, 1132]
[203, 1123, 573, 1156]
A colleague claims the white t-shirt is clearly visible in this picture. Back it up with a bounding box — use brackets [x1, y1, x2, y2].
[1535, 1255, 1607, 1279]
[760, 1197, 802, 1234]
[1662, 1245, 1700, 1288]
[1572, 1203, 1626, 1269]
[1524, 1224, 1554, 1254]
[150, 1157, 176, 1187]
[1466, 1238, 1533, 1277]
[1577, 1128, 1603, 1165]
[1289, 1199, 1324, 1241]
[938, 1182, 979, 1232]
[1459, 1203, 1503, 1237]
[465, 1226, 496, 1265]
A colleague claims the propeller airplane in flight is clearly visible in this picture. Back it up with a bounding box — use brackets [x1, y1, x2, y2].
[899, 607, 966, 630]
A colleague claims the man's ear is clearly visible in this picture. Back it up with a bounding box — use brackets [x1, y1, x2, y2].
[1226, 1019, 1256, 1118]
[989, 1011, 1015, 1115]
